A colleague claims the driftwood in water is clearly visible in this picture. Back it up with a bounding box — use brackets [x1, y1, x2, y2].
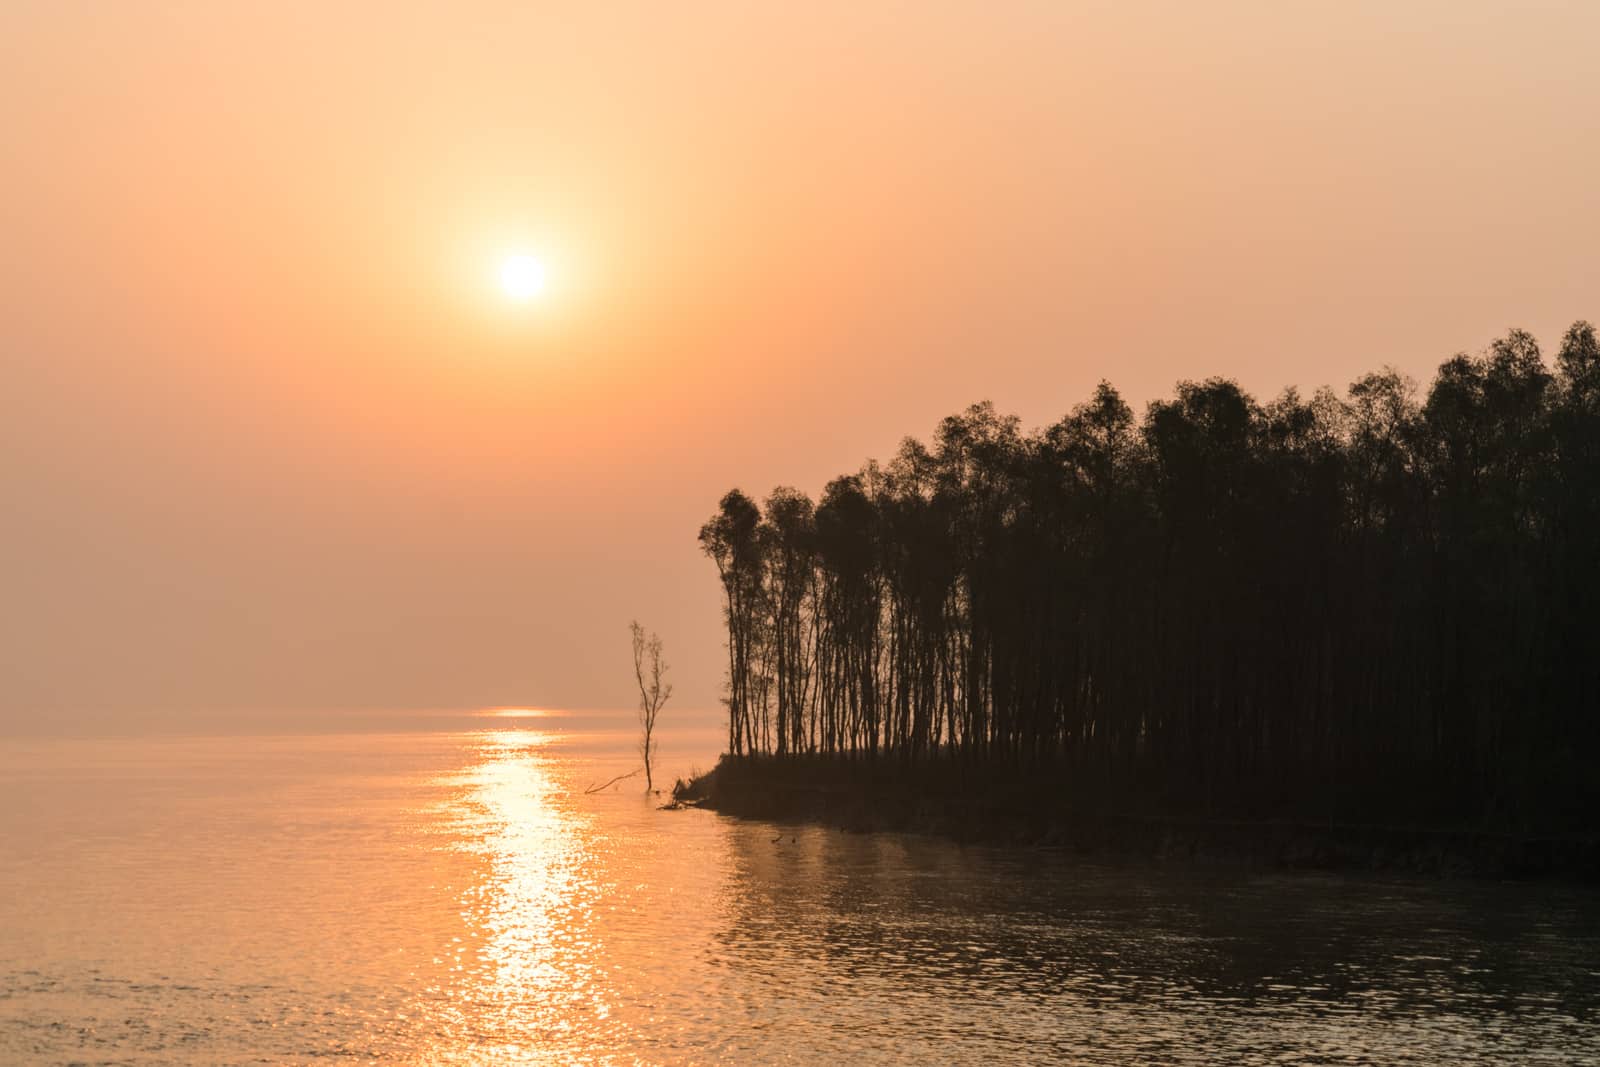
[583, 769, 641, 794]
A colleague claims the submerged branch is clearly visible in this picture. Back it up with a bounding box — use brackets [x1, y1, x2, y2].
[584, 769, 641, 794]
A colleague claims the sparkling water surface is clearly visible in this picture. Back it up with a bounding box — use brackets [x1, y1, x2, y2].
[2, 711, 1596, 1064]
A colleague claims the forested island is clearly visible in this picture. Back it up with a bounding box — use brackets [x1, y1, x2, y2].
[679, 324, 1600, 875]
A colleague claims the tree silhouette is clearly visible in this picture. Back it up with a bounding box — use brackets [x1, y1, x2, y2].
[699, 323, 1600, 829]
[630, 621, 672, 792]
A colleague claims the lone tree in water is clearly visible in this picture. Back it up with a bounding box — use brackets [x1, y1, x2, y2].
[630, 621, 672, 791]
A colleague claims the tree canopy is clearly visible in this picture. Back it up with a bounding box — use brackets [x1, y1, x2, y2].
[700, 324, 1600, 829]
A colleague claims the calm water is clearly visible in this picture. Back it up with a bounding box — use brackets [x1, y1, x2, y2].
[2, 711, 1596, 1065]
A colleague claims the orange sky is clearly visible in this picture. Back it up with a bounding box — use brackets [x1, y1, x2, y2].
[3, 2, 1597, 728]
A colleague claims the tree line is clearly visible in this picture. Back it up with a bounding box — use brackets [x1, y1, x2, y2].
[699, 323, 1600, 827]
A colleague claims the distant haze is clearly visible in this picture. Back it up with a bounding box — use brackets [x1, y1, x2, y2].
[3, 2, 1597, 730]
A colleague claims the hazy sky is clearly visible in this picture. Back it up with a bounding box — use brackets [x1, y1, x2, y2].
[3, 2, 1597, 730]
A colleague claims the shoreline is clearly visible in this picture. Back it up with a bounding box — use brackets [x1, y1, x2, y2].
[671, 755, 1600, 881]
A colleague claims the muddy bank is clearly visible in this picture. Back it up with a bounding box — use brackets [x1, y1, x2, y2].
[671, 756, 1600, 880]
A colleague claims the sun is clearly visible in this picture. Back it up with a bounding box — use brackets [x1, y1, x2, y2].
[498, 253, 548, 302]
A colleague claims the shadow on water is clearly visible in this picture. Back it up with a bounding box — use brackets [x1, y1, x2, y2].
[711, 820, 1600, 1062]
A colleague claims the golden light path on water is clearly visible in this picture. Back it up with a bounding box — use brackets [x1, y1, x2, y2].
[423, 729, 611, 1059]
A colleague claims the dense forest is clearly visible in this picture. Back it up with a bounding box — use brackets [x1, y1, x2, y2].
[698, 324, 1600, 828]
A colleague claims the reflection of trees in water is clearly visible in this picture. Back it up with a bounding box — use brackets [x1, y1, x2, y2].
[715, 821, 1600, 1023]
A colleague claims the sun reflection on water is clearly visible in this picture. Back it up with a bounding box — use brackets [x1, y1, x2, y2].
[427, 729, 610, 1058]
[477, 707, 568, 720]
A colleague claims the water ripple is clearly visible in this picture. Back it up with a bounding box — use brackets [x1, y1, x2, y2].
[1, 727, 1595, 1064]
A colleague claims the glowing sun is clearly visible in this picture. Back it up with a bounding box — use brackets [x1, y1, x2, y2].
[498, 253, 548, 302]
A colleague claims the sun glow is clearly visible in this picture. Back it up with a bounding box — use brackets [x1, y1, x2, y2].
[479, 707, 564, 719]
[498, 253, 548, 302]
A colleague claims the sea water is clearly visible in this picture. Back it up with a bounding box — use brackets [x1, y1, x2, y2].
[2, 710, 1596, 1064]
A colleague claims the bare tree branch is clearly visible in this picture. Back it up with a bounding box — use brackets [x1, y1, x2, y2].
[631, 620, 671, 791]
[583, 769, 641, 794]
